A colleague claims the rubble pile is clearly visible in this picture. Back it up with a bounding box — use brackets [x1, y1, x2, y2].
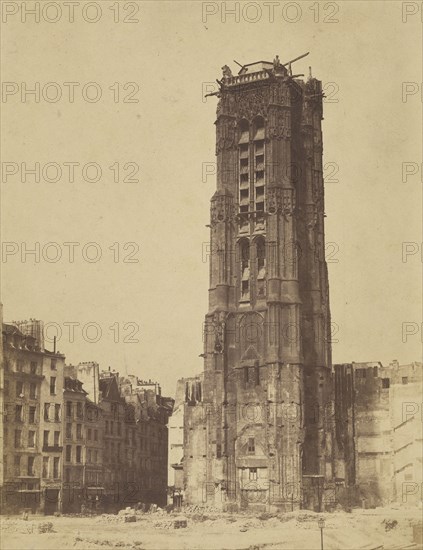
[73, 536, 143, 548]
[2, 505, 422, 550]
[0, 519, 36, 534]
[37, 521, 54, 533]
[0, 518, 55, 535]
[95, 514, 125, 523]
[183, 504, 220, 514]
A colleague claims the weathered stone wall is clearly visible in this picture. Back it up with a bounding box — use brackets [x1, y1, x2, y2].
[334, 361, 422, 507]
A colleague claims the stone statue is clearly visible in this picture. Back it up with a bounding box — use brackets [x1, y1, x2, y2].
[221, 65, 233, 80]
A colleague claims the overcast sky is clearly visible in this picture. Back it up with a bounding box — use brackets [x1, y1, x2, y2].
[1, 1, 421, 397]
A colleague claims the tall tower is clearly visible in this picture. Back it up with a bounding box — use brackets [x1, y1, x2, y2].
[184, 57, 334, 511]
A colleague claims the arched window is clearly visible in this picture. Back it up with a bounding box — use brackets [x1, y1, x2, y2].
[253, 116, 265, 141]
[239, 239, 250, 302]
[255, 236, 266, 298]
[239, 119, 250, 144]
[238, 120, 250, 233]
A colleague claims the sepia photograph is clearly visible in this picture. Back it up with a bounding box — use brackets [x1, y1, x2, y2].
[0, 1, 422, 549]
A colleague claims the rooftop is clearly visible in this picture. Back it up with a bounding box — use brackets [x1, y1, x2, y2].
[217, 53, 310, 90]
[238, 61, 274, 75]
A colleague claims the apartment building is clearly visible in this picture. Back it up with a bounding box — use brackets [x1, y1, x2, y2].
[1, 320, 65, 514]
[1, 320, 174, 515]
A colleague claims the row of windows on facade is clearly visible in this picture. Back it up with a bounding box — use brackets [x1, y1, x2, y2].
[7, 441, 120, 467]
[64, 442, 162, 467]
[65, 445, 90, 464]
[65, 400, 168, 428]
[7, 425, 98, 448]
[10, 428, 164, 455]
[66, 424, 99, 441]
[10, 428, 41, 448]
[9, 423, 99, 445]
[4, 455, 60, 478]
[103, 419, 165, 441]
[9, 403, 61, 423]
[7, 405, 164, 447]
[6, 403, 91, 424]
[65, 422, 157, 449]
[354, 368, 409, 386]
[4, 358, 57, 373]
[64, 402, 165, 430]
[4, 376, 57, 399]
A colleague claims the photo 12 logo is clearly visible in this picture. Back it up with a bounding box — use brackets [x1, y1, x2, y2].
[1, 241, 140, 264]
[201, 2, 340, 24]
[1, 82, 140, 104]
[42, 320, 140, 345]
[1, 2, 141, 24]
[1, 162, 140, 184]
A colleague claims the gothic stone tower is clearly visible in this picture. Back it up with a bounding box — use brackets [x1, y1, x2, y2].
[184, 58, 334, 511]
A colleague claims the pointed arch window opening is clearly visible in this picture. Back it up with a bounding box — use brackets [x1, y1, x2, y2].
[255, 236, 267, 299]
[239, 239, 250, 302]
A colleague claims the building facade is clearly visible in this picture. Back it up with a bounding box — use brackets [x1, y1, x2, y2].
[62, 371, 104, 513]
[1, 320, 65, 514]
[1, 320, 173, 515]
[184, 57, 335, 511]
[390, 362, 422, 506]
[119, 374, 173, 507]
[168, 376, 202, 506]
[99, 372, 128, 508]
[334, 360, 422, 508]
[40, 344, 65, 514]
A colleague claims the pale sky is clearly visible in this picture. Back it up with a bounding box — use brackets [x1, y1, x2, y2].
[1, 1, 422, 397]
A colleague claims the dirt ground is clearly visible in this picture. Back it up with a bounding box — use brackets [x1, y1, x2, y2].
[1, 505, 421, 550]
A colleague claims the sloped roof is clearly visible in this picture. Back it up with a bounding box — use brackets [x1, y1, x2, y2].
[99, 375, 121, 401]
[3, 323, 25, 337]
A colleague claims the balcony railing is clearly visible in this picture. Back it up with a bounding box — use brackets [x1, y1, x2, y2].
[225, 71, 270, 87]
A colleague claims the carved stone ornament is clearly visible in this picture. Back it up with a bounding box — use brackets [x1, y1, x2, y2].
[282, 189, 296, 216]
[301, 100, 314, 126]
[216, 119, 236, 153]
[305, 204, 318, 230]
[235, 88, 267, 120]
[213, 311, 227, 353]
[268, 109, 291, 140]
[267, 187, 296, 217]
[210, 194, 235, 225]
[312, 171, 323, 205]
[216, 92, 236, 118]
[269, 82, 289, 106]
